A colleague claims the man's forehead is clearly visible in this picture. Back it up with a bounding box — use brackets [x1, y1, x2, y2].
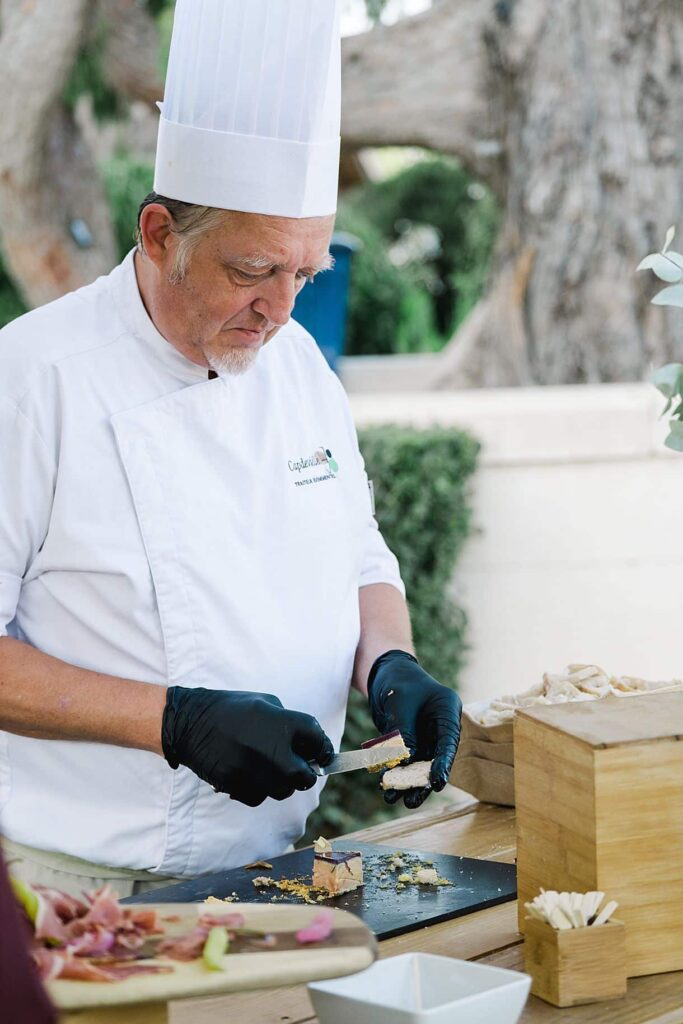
[215, 215, 335, 271]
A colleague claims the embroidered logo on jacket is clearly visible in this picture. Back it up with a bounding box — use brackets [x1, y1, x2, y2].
[288, 446, 339, 487]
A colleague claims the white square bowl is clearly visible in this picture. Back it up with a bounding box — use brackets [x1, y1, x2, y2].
[308, 952, 531, 1024]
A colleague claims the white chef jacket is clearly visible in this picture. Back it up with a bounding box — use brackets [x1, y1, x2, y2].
[0, 251, 404, 876]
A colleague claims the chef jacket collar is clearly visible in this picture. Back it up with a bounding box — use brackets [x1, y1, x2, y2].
[115, 249, 211, 385]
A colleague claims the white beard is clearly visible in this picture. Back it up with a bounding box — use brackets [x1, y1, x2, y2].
[206, 346, 260, 376]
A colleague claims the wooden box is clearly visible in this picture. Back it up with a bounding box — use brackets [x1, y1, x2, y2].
[514, 693, 683, 977]
[523, 917, 626, 1007]
[449, 707, 516, 806]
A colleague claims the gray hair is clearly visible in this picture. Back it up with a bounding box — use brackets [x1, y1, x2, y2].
[136, 193, 228, 282]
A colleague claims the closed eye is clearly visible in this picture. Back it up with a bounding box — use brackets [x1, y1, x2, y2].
[234, 268, 271, 282]
[228, 262, 324, 286]
[235, 267, 316, 285]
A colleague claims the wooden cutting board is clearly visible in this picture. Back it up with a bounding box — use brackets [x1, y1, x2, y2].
[51, 902, 375, 1023]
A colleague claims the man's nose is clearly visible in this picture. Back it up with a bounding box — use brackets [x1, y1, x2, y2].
[252, 272, 298, 327]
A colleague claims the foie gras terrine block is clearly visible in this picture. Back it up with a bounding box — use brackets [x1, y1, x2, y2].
[312, 837, 363, 895]
[361, 729, 410, 772]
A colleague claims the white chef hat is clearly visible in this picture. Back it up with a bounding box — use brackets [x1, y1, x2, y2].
[154, 0, 341, 219]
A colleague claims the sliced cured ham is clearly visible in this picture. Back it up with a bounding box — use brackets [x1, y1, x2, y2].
[33, 949, 173, 983]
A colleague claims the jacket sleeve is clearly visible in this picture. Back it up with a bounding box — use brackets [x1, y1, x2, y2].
[0, 399, 56, 636]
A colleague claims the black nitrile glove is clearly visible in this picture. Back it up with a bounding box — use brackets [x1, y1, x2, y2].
[161, 687, 335, 807]
[367, 649, 462, 809]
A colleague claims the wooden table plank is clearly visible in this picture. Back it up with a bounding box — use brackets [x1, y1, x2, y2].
[338, 790, 479, 845]
[342, 800, 516, 864]
[392, 804, 516, 863]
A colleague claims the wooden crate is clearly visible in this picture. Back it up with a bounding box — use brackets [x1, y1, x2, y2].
[514, 692, 683, 978]
[523, 917, 626, 1007]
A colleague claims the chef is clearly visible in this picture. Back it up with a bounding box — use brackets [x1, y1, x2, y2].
[0, 0, 461, 898]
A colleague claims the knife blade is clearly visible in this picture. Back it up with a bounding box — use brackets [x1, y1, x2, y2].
[311, 746, 404, 776]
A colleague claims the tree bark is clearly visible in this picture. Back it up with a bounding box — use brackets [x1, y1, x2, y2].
[342, 0, 683, 386]
[0, 0, 162, 309]
[0, 0, 116, 306]
[98, 0, 164, 107]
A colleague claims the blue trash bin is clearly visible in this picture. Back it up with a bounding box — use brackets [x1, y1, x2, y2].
[292, 231, 360, 373]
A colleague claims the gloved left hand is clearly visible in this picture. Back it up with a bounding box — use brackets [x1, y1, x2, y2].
[367, 649, 462, 809]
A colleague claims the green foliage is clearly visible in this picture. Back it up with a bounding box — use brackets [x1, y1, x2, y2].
[336, 205, 440, 356]
[344, 156, 500, 351]
[102, 155, 155, 261]
[303, 425, 479, 841]
[0, 260, 27, 329]
[652, 364, 683, 451]
[639, 227, 683, 451]
[364, 0, 391, 21]
[145, 0, 173, 16]
[395, 288, 441, 355]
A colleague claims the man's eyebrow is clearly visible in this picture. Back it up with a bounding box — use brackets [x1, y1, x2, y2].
[229, 254, 275, 270]
[226, 252, 335, 274]
[314, 252, 335, 273]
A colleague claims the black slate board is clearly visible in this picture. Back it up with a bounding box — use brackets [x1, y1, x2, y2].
[125, 843, 516, 941]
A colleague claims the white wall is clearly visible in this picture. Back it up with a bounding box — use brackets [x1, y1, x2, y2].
[346, 382, 683, 705]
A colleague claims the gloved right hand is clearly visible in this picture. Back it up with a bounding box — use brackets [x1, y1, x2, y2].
[161, 687, 335, 807]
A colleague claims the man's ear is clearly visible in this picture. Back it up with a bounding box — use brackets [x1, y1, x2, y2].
[139, 205, 176, 269]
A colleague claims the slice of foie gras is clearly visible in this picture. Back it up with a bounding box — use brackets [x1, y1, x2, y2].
[361, 729, 410, 773]
[313, 851, 364, 896]
[381, 760, 432, 791]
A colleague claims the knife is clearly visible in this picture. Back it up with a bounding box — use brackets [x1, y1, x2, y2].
[310, 746, 404, 777]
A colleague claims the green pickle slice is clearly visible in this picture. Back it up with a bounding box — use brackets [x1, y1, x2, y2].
[203, 925, 230, 971]
[11, 878, 39, 923]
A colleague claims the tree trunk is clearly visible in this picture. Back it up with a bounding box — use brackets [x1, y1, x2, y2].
[0, 0, 115, 306]
[342, 0, 683, 386]
[98, 0, 164, 107]
[0, 0, 162, 309]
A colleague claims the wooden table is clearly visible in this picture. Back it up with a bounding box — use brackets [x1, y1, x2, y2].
[169, 797, 683, 1024]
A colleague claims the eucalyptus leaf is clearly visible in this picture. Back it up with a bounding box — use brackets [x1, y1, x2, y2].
[663, 251, 683, 271]
[636, 253, 683, 282]
[651, 363, 683, 398]
[637, 253, 660, 271]
[663, 226, 676, 254]
[652, 284, 683, 308]
[665, 420, 683, 451]
[365, 0, 389, 21]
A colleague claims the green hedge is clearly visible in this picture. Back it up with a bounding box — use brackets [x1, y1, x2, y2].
[303, 425, 479, 842]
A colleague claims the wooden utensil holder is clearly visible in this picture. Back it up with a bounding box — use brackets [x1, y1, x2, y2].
[523, 917, 626, 1007]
